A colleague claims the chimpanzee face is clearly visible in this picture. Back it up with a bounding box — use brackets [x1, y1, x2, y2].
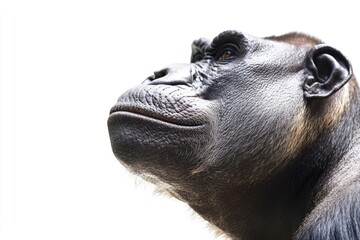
[108, 30, 351, 188]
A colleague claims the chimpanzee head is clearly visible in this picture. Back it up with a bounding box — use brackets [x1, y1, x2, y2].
[108, 30, 355, 239]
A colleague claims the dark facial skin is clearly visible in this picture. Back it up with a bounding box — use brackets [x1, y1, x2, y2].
[108, 30, 360, 240]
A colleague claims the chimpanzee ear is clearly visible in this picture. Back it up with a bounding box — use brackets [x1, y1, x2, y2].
[304, 45, 352, 99]
[191, 38, 211, 63]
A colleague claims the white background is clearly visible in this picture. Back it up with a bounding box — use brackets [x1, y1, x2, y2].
[1, 0, 359, 239]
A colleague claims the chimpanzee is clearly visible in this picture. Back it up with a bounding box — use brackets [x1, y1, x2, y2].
[107, 30, 359, 240]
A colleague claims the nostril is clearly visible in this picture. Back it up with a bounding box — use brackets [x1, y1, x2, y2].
[143, 64, 193, 86]
[153, 69, 169, 80]
[143, 69, 169, 84]
[146, 75, 155, 81]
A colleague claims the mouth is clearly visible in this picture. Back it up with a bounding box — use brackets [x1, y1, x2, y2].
[109, 105, 206, 127]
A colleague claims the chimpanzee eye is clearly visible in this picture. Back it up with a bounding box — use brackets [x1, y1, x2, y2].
[216, 44, 239, 61]
[219, 50, 233, 60]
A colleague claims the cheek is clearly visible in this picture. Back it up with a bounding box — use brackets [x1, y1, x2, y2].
[221, 72, 303, 125]
[212, 73, 305, 163]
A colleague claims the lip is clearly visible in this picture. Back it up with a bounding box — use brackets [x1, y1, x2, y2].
[109, 105, 206, 127]
[109, 111, 206, 128]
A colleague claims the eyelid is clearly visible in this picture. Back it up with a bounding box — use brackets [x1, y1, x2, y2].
[212, 30, 245, 46]
[214, 43, 241, 60]
[205, 31, 248, 58]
